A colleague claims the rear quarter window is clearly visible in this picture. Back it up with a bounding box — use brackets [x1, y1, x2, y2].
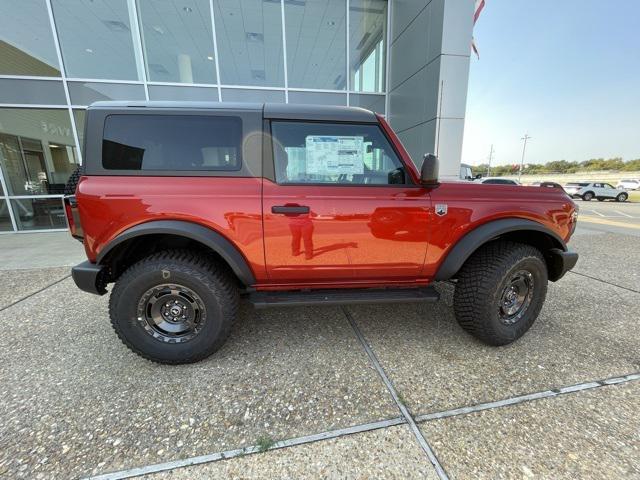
[102, 114, 242, 171]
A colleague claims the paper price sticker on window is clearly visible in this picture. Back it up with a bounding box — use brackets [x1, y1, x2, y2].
[305, 136, 365, 175]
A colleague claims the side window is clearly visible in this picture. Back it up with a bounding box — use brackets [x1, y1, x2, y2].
[604, 183, 614, 189]
[102, 115, 242, 171]
[270, 121, 407, 185]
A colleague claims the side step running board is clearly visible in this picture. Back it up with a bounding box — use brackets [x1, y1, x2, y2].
[250, 287, 440, 309]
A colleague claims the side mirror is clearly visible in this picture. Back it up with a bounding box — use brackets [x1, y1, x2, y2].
[421, 153, 439, 185]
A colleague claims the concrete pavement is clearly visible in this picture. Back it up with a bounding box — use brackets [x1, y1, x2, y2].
[0, 226, 638, 479]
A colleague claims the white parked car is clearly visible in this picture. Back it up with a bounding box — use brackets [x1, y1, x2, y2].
[475, 177, 520, 185]
[564, 182, 628, 202]
[616, 179, 640, 190]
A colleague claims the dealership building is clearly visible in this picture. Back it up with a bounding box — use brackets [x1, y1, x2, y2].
[0, 0, 473, 233]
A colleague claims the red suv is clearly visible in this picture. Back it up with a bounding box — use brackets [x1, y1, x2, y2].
[65, 102, 578, 364]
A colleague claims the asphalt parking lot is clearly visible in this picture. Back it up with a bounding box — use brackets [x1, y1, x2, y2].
[0, 215, 638, 479]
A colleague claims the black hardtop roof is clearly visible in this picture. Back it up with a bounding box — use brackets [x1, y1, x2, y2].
[89, 101, 378, 123]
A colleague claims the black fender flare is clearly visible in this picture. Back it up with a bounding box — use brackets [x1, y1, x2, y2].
[434, 218, 567, 281]
[97, 220, 256, 286]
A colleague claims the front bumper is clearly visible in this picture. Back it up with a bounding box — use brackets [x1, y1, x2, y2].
[547, 248, 579, 282]
[71, 261, 108, 295]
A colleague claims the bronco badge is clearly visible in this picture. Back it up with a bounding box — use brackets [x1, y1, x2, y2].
[435, 204, 448, 216]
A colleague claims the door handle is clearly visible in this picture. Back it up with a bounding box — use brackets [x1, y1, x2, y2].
[272, 205, 310, 214]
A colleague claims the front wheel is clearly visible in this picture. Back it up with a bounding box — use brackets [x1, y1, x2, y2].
[616, 192, 628, 202]
[109, 250, 238, 364]
[453, 241, 548, 346]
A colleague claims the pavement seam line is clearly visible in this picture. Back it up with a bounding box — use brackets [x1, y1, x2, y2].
[0, 274, 71, 312]
[568, 270, 640, 294]
[341, 306, 450, 480]
[414, 372, 640, 423]
[84, 417, 406, 480]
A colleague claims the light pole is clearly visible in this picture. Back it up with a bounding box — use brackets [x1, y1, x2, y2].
[519, 134, 531, 182]
[487, 144, 494, 177]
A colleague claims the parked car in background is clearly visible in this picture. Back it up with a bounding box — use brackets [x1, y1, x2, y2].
[475, 177, 520, 185]
[564, 182, 628, 202]
[616, 179, 640, 190]
[459, 163, 475, 180]
[530, 181, 564, 190]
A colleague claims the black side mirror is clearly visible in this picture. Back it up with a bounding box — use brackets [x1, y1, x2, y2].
[421, 153, 439, 185]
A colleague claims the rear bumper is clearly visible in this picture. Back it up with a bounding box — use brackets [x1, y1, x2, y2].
[71, 261, 107, 295]
[547, 248, 579, 281]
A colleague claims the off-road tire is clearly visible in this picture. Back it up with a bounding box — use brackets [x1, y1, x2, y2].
[64, 165, 85, 195]
[616, 192, 628, 202]
[582, 191, 594, 201]
[453, 241, 548, 346]
[109, 250, 238, 364]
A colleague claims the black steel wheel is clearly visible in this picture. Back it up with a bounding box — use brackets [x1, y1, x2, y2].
[109, 250, 238, 364]
[454, 241, 548, 346]
[137, 284, 207, 343]
[497, 270, 534, 325]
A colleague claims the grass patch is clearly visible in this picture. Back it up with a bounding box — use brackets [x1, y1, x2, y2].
[628, 191, 640, 203]
[256, 435, 276, 453]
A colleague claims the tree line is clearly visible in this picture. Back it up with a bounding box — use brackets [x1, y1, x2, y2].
[471, 158, 640, 177]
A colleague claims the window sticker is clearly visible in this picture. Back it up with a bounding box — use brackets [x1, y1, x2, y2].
[305, 136, 364, 175]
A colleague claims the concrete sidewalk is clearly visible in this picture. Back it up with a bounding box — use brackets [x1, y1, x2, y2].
[0, 231, 85, 270]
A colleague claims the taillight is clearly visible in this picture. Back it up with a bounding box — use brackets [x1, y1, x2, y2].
[64, 200, 75, 231]
[64, 195, 83, 241]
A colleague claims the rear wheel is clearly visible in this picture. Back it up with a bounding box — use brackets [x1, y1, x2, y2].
[453, 241, 548, 346]
[597, 197, 605, 202]
[109, 250, 238, 364]
[616, 192, 628, 202]
[582, 191, 594, 201]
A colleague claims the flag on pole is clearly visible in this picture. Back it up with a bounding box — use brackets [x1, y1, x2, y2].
[471, 0, 485, 59]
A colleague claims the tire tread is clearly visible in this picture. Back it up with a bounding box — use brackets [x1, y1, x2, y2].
[453, 241, 547, 346]
[108, 249, 238, 364]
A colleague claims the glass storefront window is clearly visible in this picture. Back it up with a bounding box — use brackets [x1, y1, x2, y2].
[284, 0, 347, 90]
[51, 0, 140, 80]
[0, 109, 79, 196]
[0, 200, 13, 231]
[0, 0, 61, 77]
[73, 109, 86, 152]
[349, 0, 386, 92]
[138, 0, 217, 84]
[11, 197, 67, 231]
[213, 0, 284, 87]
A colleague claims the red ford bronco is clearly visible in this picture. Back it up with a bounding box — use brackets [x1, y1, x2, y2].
[65, 101, 578, 364]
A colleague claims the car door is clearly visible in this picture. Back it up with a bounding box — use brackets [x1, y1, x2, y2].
[603, 183, 618, 198]
[262, 119, 430, 284]
[591, 183, 603, 196]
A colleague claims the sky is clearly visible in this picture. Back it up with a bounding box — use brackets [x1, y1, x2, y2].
[461, 0, 640, 167]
